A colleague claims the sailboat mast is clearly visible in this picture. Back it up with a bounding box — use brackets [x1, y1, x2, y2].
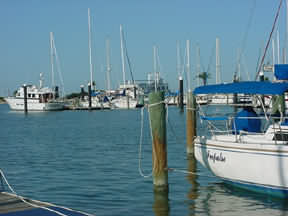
[177, 41, 181, 78]
[120, 25, 126, 87]
[196, 45, 201, 87]
[216, 37, 221, 84]
[186, 40, 191, 91]
[106, 38, 112, 91]
[277, 30, 280, 64]
[153, 45, 158, 91]
[88, 8, 93, 87]
[50, 32, 55, 88]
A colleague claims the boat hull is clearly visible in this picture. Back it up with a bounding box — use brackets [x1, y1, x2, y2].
[5, 97, 64, 111]
[194, 136, 288, 197]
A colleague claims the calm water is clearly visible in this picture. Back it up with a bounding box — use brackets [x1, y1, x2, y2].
[1, 104, 288, 215]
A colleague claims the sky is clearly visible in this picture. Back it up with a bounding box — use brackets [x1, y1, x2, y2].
[0, 0, 286, 96]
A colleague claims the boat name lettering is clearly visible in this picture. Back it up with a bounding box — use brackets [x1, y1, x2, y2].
[207, 151, 226, 163]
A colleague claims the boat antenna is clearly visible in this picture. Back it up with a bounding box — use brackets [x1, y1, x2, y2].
[255, 0, 283, 80]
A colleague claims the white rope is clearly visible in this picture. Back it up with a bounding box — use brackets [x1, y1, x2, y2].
[0, 169, 92, 216]
[147, 100, 166, 108]
[167, 167, 215, 179]
[138, 107, 153, 178]
[138, 100, 168, 178]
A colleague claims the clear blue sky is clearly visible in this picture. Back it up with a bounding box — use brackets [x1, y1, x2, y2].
[0, 0, 285, 96]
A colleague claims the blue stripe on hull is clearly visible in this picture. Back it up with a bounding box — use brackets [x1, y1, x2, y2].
[223, 179, 288, 198]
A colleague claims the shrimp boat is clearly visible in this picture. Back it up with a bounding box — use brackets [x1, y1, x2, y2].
[5, 73, 65, 111]
[193, 80, 288, 197]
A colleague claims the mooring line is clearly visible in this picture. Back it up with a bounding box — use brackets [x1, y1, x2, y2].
[167, 167, 216, 179]
[0, 169, 93, 216]
[138, 106, 153, 178]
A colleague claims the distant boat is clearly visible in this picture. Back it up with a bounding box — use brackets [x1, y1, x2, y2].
[5, 73, 65, 111]
[110, 25, 138, 109]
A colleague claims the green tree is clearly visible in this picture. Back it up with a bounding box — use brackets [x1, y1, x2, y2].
[197, 72, 211, 86]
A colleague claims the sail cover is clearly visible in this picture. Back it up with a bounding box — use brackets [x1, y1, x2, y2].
[275, 64, 288, 80]
[193, 81, 288, 95]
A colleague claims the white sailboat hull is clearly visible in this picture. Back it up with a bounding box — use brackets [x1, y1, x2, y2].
[194, 135, 288, 196]
[112, 97, 137, 109]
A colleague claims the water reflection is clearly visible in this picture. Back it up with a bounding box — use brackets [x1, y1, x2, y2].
[186, 155, 199, 216]
[153, 190, 170, 216]
[185, 173, 288, 216]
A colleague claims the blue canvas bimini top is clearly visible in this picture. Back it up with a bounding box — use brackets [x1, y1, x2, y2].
[193, 81, 288, 95]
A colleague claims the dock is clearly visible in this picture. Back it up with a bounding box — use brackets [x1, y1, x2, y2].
[0, 192, 93, 216]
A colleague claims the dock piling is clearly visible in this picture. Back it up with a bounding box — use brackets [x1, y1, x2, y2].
[23, 84, 28, 113]
[148, 91, 168, 192]
[178, 76, 184, 111]
[186, 90, 196, 156]
[88, 82, 92, 110]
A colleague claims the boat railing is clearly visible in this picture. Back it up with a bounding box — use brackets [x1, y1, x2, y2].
[202, 114, 288, 144]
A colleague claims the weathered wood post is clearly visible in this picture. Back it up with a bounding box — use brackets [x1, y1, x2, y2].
[259, 71, 265, 110]
[127, 95, 130, 109]
[178, 76, 184, 112]
[88, 82, 92, 110]
[186, 89, 196, 156]
[149, 91, 168, 192]
[80, 85, 85, 100]
[186, 155, 199, 201]
[23, 84, 28, 113]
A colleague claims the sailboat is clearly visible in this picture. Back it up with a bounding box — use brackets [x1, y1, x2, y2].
[79, 8, 111, 110]
[193, 0, 288, 197]
[111, 25, 138, 109]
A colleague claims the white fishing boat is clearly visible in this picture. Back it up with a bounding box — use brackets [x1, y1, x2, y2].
[5, 73, 64, 111]
[193, 81, 288, 197]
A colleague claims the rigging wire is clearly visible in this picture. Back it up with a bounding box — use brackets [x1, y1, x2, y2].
[122, 30, 135, 84]
[255, 0, 284, 80]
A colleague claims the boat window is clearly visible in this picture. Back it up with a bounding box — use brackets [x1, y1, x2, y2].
[32, 94, 35, 98]
[273, 132, 288, 141]
[28, 94, 31, 98]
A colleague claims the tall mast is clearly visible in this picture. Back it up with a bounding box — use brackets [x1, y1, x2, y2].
[106, 38, 112, 91]
[186, 40, 191, 91]
[216, 37, 221, 84]
[50, 32, 55, 88]
[88, 8, 93, 87]
[196, 45, 201, 86]
[272, 38, 275, 65]
[277, 30, 280, 64]
[286, 0, 288, 63]
[177, 41, 181, 77]
[120, 24, 126, 87]
[153, 45, 157, 91]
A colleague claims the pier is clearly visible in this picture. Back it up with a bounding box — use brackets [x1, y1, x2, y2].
[0, 192, 92, 216]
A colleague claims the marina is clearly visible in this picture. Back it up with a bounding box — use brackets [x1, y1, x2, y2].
[1, 103, 288, 215]
[3, 0, 288, 215]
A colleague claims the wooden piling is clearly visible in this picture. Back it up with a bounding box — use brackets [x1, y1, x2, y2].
[80, 85, 85, 100]
[23, 84, 28, 113]
[179, 76, 184, 111]
[186, 90, 196, 155]
[88, 83, 92, 110]
[148, 91, 168, 192]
